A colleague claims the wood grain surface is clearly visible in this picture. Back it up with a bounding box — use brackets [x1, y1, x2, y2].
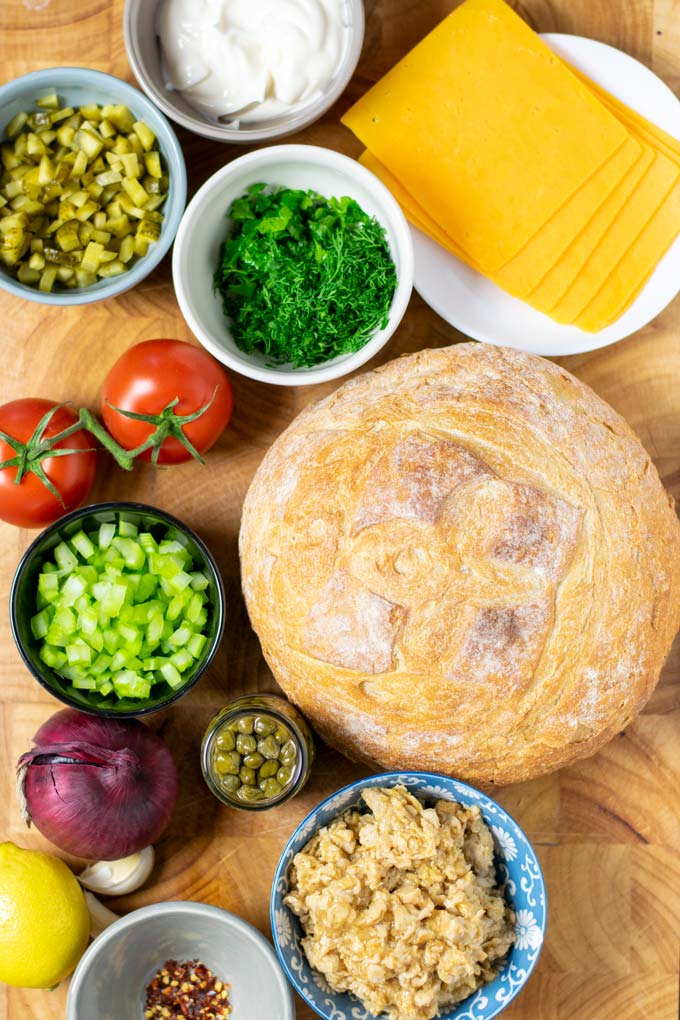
[1, 1, 680, 1019]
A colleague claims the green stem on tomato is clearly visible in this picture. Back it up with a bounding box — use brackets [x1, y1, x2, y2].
[77, 409, 135, 471]
[104, 387, 220, 466]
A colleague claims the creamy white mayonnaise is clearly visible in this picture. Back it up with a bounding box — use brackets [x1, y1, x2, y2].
[158, 0, 347, 124]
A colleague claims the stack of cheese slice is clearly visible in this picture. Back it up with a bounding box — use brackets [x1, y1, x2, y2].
[341, 0, 680, 333]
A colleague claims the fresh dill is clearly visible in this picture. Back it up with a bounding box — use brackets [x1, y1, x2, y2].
[213, 184, 397, 369]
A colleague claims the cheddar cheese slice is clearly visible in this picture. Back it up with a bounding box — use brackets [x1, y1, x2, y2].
[362, 140, 643, 299]
[566, 62, 680, 164]
[575, 179, 680, 331]
[341, 0, 628, 271]
[550, 150, 679, 323]
[527, 144, 654, 311]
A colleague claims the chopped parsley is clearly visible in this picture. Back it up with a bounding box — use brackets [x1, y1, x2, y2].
[214, 184, 397, 368]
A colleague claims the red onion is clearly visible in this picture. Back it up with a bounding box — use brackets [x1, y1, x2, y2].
[16, 709, 178, 861]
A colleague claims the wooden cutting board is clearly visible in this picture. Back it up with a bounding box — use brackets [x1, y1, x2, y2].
[1, 1, 679, 1018]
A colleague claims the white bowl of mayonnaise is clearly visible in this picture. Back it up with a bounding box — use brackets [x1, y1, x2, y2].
[124, 0, 365, 142]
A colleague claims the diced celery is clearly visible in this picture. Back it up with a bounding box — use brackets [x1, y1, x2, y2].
[118, 622, 139, 645]
[145, 613, 164, 645]
[187, 632, 207, 659]
[38, 571, 60, 602]
[66, 639, 92, 666]
[91, 653, 112, 676]
[71, 676, 97, 690]
[194, 609, 208, 629]
[138, 532, 158, 556]
[112, 536, 145, 570]
[135, 573, 157, 602]
[166, 590, 189, 622]
[190, 571, 209, 591]
[98, 521, 116, 549]
[53, 605, 76, 634]
[54, 541, 78, 572]
[110, 649, 129, 671]
[167, 570, 192, 595]
[32, 513, 211, 705]
[113, 669, 150, 699]
[159, 661, 183, 688]
[185, 591, 204, 623]
[158, 540, 190, 561]
[30, 609, 51, 639]
[39, 643, 67, 670]
[78, 607, 98, 636]
[100, 582, 127, 616]
[60, 572, 87, 606]
[102, 627, 119, 654]
[168, 624, 192, 648]
[170, 648, 193, 672]
[71, 530, 95, 560]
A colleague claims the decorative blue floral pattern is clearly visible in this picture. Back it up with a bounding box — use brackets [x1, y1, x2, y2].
[270, 771, 546, 1020]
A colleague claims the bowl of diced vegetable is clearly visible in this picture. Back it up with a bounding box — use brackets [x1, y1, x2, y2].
[172, 144, 414, 386]
[0, 66, 186, 304]
[9, 501, 224, 716]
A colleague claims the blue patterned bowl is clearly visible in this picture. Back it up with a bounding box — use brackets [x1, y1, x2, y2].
[270, 771, 546, 1020]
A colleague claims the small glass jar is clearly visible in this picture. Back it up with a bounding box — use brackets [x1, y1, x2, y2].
[201, 694, 314, 811]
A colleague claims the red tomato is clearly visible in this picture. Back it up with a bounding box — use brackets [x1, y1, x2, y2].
[0, 399, 96, 528]
[101, 339, 233, 465]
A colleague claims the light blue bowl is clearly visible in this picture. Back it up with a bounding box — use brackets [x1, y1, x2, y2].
[0, 67, 187, 305]
[271, 771, 546, 1020]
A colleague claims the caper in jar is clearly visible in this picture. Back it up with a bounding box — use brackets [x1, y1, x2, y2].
[243, 751, 264, 769]
[236, 785, 265, 803]
[259, 777, 282, 798]
[280, 740, 297, 765]
[220, 774, 240, 792]
[236, 733, 257, 755]
[258, 735, 280, 760]
[216, 729, 236, 751]
[254, 715, 276, 736]
[208, 707, 302, 808]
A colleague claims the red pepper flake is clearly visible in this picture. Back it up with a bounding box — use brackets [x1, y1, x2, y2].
[144, 959, 232, 1020]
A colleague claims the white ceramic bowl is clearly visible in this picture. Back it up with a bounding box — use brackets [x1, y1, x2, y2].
[124, 0, 365, 143]
[66, 901, 294, 1020]
[172, 145, 414, 386]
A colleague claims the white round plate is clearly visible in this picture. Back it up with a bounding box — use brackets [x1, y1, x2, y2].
[411, 34, 680, 355]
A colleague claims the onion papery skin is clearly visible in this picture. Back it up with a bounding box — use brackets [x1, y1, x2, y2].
[17, 709, 178, 861]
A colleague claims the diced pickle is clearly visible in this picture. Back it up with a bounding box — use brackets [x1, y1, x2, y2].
[0, 95, 167, 291]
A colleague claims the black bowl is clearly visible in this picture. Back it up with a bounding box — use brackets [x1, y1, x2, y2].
[10, 501, 225, 717]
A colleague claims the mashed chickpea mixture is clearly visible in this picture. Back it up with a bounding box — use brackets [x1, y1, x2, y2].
[284, 786, 515, 1020]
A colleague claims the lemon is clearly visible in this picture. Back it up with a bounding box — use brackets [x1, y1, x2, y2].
[0, 841, 90, 988]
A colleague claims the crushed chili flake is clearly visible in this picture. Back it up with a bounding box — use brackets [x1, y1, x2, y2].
[144, 959, 232, 1020]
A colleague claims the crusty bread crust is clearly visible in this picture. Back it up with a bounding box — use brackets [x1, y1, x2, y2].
[239, 344, 680, 785]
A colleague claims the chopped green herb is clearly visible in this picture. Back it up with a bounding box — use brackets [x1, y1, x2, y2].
[213, 184, 398, 368]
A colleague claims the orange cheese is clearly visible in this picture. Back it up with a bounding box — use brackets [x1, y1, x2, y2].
[341, 0, 628, 271]
[527, 144, 654, 311]
[361, 141, 642, 298]
[549, 151, 679, 324]
[575, 179, 680, 331]
[566, 62, 680, 164]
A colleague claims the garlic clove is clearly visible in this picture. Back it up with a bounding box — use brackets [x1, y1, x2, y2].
[84, 891, 120, 939]
[78, 845, 155, 896]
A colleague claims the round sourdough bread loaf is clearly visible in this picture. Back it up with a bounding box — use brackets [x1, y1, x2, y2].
[239, 344, 680, 784]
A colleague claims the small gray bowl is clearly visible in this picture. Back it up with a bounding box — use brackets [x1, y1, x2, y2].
[124, 0, 365, 143]
[0, 67, 187, 305]
[66, 901, 294, 1020]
